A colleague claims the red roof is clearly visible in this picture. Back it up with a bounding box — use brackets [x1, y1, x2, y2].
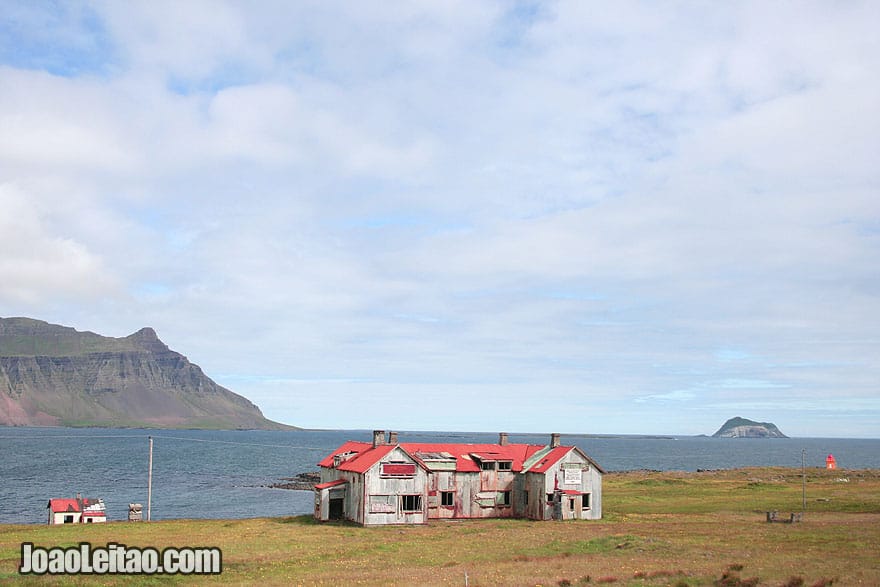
[317, 442, 399, 474]
[406, 443, 545, 473]
[47, 497, 104, 513]
[561, 489, 583, 495]
[314, 479, 348, 490]
[526, 446, 573, 473]
[48, 498, 81, 513]
[320, 441, 556, 474]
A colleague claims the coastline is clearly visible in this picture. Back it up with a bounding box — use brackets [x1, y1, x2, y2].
[3, 466, 878, 585]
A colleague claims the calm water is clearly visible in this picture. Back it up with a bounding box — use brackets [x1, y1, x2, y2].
[1, 427, 877, 524]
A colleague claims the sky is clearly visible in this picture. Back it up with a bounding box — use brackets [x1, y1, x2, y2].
[1, 1, 878, 437]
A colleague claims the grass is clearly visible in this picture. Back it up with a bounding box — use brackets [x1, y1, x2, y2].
[1, 467, 877, 586]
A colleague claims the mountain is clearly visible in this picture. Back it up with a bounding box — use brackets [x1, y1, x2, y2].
[0, 317, 293, 430]
[712, 416, 787, 438]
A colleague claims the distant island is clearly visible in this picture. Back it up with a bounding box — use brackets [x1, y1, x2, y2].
[0, 317, 293, 430]
[712, 416, 787, 438]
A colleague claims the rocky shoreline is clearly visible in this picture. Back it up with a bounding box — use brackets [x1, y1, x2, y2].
[268, 472, 320, 490]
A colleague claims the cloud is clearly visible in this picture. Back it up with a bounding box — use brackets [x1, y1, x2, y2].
[0, 183, 118, 304]
[0, 2, 877, 436]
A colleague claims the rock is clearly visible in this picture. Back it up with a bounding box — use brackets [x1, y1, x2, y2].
[268, 472, 320, 490]
[712, 416, 787, 438]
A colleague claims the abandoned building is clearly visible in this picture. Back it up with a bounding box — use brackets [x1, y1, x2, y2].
[47, 495, 107, 525]
[315, 431, 604, 525]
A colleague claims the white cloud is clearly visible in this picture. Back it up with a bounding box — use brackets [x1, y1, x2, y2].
[0, 1, 877, 436]
[0, 183, 118, 304]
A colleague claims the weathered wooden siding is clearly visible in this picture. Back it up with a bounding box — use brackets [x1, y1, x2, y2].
[522, 472, 550, 520]
[427, 471, 457, 519]
[537, 449, 602, 520]
[362, 447, 427, 525]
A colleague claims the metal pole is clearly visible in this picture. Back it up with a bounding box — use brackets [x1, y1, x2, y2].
[147, 436, 153, 522]
[801, 448, 806, 514]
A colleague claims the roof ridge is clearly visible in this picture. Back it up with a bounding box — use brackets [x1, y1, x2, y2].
[521, 445, 556, 472]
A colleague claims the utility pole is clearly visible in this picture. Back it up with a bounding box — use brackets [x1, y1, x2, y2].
[801, 448, 806, 514]
[147, 436, 153, 522]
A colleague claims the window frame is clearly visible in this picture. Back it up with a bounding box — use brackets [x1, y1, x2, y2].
[400, 494, 423, 512]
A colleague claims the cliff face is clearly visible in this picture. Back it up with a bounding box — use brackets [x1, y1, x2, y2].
[0, 317, 291, 429]
[712, 416, 787, 438]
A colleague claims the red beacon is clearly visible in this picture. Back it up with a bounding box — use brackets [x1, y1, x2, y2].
[825, 454, 837, 470]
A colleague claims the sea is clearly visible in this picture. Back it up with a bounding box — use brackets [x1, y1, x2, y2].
[1, 427, 878, 525]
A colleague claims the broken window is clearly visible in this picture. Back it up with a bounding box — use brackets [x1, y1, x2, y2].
[369, 495, 396, 513]
[582, 493, 591, 509]
[546, 493, 554, 503]
[400, 494, 422, 512]
[440, 491, 454, 506]
[63, 515, 74, 524]
[480, 460, 495, 471]
[497, 461, 512, 471]
[497, 491, 511, 506]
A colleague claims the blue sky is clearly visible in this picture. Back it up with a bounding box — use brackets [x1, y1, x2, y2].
[1, 1, 878, 437]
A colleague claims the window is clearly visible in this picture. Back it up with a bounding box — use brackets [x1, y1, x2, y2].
[400, 495, 422, 512]
[440, 491, 454, 506]
[569, 498, 576, 511]
[497, 461, 512, 471]
[480, 460, 495, 471]
[546, 493, 554, 503]
[369, 495, 396, 513]
[63, 515, 74, 524]
[497, 491, 511, 506]
[523, 490, 529, 506]
[582, 493, 591, 510]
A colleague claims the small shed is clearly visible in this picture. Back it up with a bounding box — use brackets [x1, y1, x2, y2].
[47, 495, 107, 525]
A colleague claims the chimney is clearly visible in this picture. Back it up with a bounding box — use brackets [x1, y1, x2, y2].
[387, 431, 399, 445]
[498, 432, 509, 446]
[550, 433, 561, 448]
[372, 430, 385, 448]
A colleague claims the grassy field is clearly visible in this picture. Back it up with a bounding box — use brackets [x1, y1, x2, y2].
[1, 467, 878, 586]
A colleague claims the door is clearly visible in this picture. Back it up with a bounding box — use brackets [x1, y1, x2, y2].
[329, 498, 344, 520]
[563, 495, 579, 520]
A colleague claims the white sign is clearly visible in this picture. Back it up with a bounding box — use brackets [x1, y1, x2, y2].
[563, 468, 581, 485]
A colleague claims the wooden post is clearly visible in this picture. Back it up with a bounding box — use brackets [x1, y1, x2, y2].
[147, 436, 153, 522]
